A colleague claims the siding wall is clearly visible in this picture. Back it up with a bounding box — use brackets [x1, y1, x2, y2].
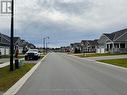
[0, 46, 23, 55]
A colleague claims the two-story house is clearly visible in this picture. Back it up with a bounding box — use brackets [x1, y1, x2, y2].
[81, 40, 99, 53]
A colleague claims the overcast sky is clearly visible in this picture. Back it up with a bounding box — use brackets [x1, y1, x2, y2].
[0, 0, 127, 47]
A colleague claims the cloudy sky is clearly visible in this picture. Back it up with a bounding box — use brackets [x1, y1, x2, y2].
[0, 0, 127, 47]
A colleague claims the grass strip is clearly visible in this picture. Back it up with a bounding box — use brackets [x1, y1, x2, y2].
[98, 58, 127, 68]
[0, 63, 35, 92]
[75, 53, 127, 57]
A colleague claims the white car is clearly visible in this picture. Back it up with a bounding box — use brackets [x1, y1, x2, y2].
[25, 49, 40, 60]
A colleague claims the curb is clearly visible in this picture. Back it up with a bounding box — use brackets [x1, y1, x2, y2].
[68, 54, 127, 71]
[3, 54, 49, 95]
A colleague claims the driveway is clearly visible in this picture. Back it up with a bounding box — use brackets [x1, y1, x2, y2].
[0, 58, 9, 64]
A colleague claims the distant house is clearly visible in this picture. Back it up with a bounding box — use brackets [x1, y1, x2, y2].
[61, 46, 70, 52]
[14, 37, 25, 53]
[98, 29, 127, 53]
[21, 40, 35, 49]
[81, 40, 99, 53]
[70, 43, 81, 53]
[27, 43, 36, 49]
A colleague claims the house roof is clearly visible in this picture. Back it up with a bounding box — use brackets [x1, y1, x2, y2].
[0, 33, 10, 42]
[0, 33, 10, 46]
[70, 43, 81, 47]
[13, 37, 20, 43]
[104, 28, 127, 41]
[71, 43, 81, 45]
[81, 40, 98, 46]
[0, 33, 36, 48]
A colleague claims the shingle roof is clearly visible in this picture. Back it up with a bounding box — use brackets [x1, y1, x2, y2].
[104, 28, 127, 41]
[13, 37, 19, 42]
[0, 33, 36, 47]
[0, 33, 10, 42]
[81, 40, 98, 46]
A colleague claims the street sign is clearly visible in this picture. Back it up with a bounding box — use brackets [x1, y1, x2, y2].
[0, 0, 12, 14]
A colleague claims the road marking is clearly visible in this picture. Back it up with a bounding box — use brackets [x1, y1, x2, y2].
[3, 54, 49, 95]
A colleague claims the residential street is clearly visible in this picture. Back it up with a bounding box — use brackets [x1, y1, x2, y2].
[16, 53, 127, 95]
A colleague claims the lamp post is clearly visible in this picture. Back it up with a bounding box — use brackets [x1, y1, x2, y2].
[10, 0, 14, 71]
[43, 37, 49, 54]
[43, 38, 46, 54]
[46, 42, 50, 54]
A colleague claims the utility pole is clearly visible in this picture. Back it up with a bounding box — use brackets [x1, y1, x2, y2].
[46, 42, 50, 54]
[43, 37, 49, 54]
[45, 37, 49, 54]
[10, 0, 14, 71]
[43, 38, 45, 54]
[46, 42, 48, 54]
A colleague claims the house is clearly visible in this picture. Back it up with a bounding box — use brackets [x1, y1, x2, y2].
[21, 40, 36, 49]
[70, 43, 81, 53]
[81, 40, 99, 53]
[27, 43, 36, 49]
[0, 33, 36, 55]
[14, 37, 25, 53]
[0, 33, 10, 55]
[97, 28, 127, 53]
[60, 46, 70, 52]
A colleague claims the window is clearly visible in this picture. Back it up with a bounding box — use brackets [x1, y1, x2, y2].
[0, 37, 1, 42]
[120, 43, 125, 48]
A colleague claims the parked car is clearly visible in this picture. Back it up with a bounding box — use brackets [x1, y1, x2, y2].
[25, 49, 40, 61]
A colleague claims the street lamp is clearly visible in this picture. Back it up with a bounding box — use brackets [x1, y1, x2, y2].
[10, 0, 14, 71]
[46, 42, 50, 53]
[43, 37, 49, 54]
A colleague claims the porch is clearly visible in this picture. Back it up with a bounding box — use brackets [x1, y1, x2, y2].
[107, 42, 127, 53]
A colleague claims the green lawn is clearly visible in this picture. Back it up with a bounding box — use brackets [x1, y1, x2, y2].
[0, 64, 35, 92]
[98, 58, 127, 68]
[75, 53, 127, 57]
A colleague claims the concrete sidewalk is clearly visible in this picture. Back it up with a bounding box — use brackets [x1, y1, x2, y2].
[87, 55, 127, 60]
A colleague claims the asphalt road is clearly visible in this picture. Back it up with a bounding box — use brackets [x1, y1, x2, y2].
[16, 53, 127, 95]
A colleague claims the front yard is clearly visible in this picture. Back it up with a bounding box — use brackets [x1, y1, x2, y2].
[98, 58, 127, 68]
[0, 63, 35, 92]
